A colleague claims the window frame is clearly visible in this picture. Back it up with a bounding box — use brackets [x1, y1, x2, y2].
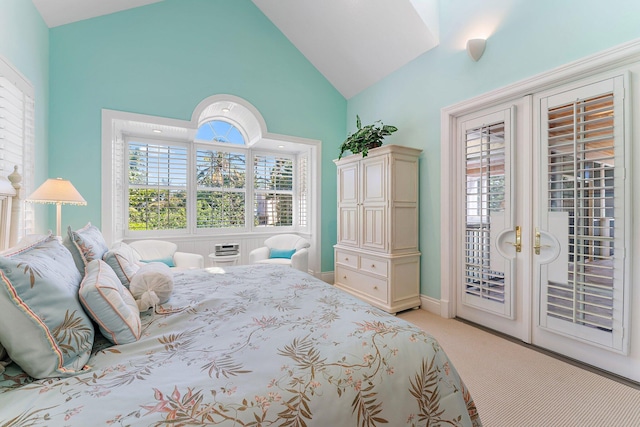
[0, 54, 35, 239]
[251, 150, 297, 230]
[193, 141, 249, 232]
[122, 136, 305, 238]
[102, 98, 322, 276]
[125, 136, 190, 235]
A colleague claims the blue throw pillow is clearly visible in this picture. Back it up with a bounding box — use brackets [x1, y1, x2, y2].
[140, 257, 175, 268]
[67, 223, 109, 274]
[0, 235, 94, 379]
[269, 248, 296, 259]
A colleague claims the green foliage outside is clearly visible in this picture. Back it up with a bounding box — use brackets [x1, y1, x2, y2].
[128, 146, 298, 231]
[129, 189, 187, 230]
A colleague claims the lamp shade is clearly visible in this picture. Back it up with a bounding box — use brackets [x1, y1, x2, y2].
[27, 178, 87, 205]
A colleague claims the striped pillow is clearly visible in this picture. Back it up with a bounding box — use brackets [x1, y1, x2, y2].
[79, 260, 141, 344]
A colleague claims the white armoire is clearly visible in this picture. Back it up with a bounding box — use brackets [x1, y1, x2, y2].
[333, 145, 422, 314]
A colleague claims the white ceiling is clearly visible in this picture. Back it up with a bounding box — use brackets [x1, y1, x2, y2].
[31, 0, 439, 99]
[31, 0, 163, 28]
[251, 0, 439, 98]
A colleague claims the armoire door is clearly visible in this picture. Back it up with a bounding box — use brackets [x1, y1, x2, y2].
[337, 163, 359, 247]
[360, 155, 387, 252]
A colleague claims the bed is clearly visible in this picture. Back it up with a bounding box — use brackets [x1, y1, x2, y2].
[0, 173, 481, 426]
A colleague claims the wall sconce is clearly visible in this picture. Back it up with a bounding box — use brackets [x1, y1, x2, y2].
[466, 38, 486, 61]
[27, 178, 87, 236]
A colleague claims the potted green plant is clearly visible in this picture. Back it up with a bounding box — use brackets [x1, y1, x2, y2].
[338, 115, 398, 159]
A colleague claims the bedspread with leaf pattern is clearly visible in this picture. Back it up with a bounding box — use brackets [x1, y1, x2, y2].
[0, 265, 481, 426]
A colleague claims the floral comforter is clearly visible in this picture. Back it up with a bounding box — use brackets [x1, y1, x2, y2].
[0, 265, 481, 426]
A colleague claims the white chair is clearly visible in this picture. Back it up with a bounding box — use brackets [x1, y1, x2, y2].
[249, 234, 310, 272]
[129, 240, 204, 269]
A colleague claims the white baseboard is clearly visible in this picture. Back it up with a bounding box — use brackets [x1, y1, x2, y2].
[419, 295, 441, 315]
[439, 298, 453, 318]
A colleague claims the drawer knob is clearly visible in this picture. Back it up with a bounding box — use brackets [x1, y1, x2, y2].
[343, 275, 347, 279]
[373, 286, 378, 290]
[345, 257, 349, 261]
[371, 264, 376, 268]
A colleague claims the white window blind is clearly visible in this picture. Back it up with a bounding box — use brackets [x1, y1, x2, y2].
[298, 153, 308, 228]
[113, 133, 125, 237]
[254, 154, 293, 227]
[0, 61, 35, 237]
[127, 140, 188, 231]
[546, 93, 617, 332]
[195, 147, 246, 229]
[464, 121, 507, 304]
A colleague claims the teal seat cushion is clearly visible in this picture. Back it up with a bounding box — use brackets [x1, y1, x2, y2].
[140, 257, 175, 268]
[269, 248, 296, 259]
[79, 260, 141, 345]
[0, 235, 94, 379]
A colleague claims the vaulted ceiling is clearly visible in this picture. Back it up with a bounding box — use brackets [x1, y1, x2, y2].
[31, 0, 440, 99]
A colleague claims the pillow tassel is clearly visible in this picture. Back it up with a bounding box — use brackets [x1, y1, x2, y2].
[137, 289, 160, 312]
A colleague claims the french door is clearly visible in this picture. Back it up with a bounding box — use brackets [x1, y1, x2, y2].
[455, 100, 532, 341]
[455, 74, 630, 372]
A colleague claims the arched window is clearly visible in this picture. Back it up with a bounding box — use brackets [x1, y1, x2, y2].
[104, 95, 318, 239]
[196, 120, 245, 145]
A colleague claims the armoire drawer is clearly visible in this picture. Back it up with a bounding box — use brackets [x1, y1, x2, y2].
[359, 256, 388, 277]
[335, 250, 358, 268]
[335, 266, 388, 303]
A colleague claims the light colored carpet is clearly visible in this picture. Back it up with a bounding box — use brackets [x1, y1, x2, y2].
[399, 309, 640, 427]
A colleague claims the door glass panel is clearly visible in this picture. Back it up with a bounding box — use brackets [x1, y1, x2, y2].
[546, 93, 615, 332]
[464, 122, 507, 304]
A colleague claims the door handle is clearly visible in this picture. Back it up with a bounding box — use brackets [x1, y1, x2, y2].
[533, 228, 552, 255]
[505, 226, 522, 253]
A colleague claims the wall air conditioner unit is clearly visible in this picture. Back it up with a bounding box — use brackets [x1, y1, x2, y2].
[214, 243, 239, 256]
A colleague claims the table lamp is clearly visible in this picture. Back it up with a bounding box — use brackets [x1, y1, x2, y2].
[27, 178, 87, 236]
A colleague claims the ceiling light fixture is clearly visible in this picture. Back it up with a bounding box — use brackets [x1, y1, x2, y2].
[152, 129, 162, 134]
[466, 38, 486, 62]
[222, 107, 230, 113]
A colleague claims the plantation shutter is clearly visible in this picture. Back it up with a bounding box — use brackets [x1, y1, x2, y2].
[539, 76, 627, 351]
[297, 153, 308, 229]
[195, 147, 246, 229]
[461, 108, 515, 318]
[127, 140, 188, 232]
[0, 58, 35, 237]
[112, 132, 125, 238]
[254, 154, 294, 227]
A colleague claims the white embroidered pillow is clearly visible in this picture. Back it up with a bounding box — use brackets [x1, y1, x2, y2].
[79, 260, 141, 345]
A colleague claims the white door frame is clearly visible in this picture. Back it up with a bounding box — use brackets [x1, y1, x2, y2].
[440, 38, 640, 319]
[440, 39, 640, 382]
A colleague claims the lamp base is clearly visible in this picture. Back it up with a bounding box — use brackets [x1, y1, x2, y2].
[56, 202, 62, 237]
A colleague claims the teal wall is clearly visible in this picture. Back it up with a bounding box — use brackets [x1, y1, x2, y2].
[6, 0, 640, 285]
[0, 0, 49, 226]
[49, 0, 346, 272]
[348, 0, 640, 297]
